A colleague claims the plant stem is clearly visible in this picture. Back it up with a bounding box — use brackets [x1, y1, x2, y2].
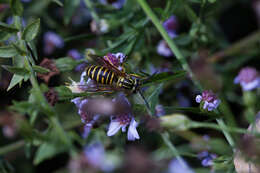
[136, 0, 236, 150]
[208, 30, 260, 63]
[161, 132, 185, 165]
[0, 141, 25, 155]
[136, 0, 202, 91]
[0, 118, 83, 156]
[216, 119, 235, 149]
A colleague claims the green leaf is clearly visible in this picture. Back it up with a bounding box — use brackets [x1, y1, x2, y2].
[27, 41, 39, 60]
[10, 0, 24, 16]
[33, 143, 66, 165]
[11, 43, 27, 56]
[0, 46, 18, 58]
[147, 84, 163, 115]
[0, 22, 19, 33]
[54, 57, 79, 72]
[22, 19, 40, 42]
[7, 74, 24, 91]
[143, 71, 187, 86]
[52, 0, 63, 6]
[32, 65, 50, 73]
[63, 0, 80, 25]
[2, 65, 30, 76]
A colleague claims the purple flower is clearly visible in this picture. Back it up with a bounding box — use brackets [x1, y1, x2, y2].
[163, 15, 178, 38]
[43, 31, 64, 55]
[168, 158, 194, 173]
[100, 0, 126, 9]
[67, 49, 87, 72]
[107, 115, 140, 141]
[107, 94, 140, 141]
[196, 90, 220, 111]
[103, 52, 126, 71]
[157, 40, 173, 57]
[155, 104, 165, 117]
[197, 151, 217, 167]
[234, 67, 260, 91]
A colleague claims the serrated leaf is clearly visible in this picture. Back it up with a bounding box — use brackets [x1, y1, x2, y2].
[2, 65, 30, 76]
[143, 71, 187, 86]
[33, 143, 66, 165]
[10, 0, 23, 16]
[63, 0, 80, 25]
[54, 57, 79, 72]
[32, 65, 50, 73]
[0, 22, 19, 33]
[0, 46, 18, 58]
[7, 74, 24, 91]
[22, 19, 40, 42]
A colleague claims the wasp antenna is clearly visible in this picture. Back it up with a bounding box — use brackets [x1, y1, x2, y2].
[138, 90, 151, 113]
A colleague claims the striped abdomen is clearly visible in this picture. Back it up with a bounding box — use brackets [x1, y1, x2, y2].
[86, 65, 116, 85]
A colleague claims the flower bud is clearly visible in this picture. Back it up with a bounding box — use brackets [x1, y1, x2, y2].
[160, 114, 191, 131]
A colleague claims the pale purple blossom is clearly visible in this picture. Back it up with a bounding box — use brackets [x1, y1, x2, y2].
[155, 104, 165, 117]
[99, 0, 126, 9]
[168, 158, 194, 173]
[43, 31, 64, 55]
[157, 40, 173, 57]
[107, 94, 140, 141]
[107, 115, 140, 141]
[234, 67, 260, 91]
[163, 15, 178, 38]
[197, 151, 217, 167]
[67, 49, 87, 72]
[196, 90, 220, 111]
[104, 52, 126, 71]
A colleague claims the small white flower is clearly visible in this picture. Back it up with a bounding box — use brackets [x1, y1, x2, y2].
[195, 95, 202, 103]
[107, 115, 140, 141]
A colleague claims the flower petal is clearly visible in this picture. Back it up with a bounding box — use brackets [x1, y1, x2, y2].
[107, 121, 122, 136]
[127, 118, 140, 141]
[195, 95, 202, 103]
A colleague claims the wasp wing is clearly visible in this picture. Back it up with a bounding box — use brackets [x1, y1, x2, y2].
[88, 54, 127, 77]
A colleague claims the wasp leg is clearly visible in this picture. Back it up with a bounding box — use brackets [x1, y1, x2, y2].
[129, 73, 143, 79]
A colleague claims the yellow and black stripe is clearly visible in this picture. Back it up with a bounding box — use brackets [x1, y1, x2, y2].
[86, 65, 116, 85]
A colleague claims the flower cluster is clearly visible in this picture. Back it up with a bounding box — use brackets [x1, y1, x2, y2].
[234, 67, 260, 91]
[69, 52, 139, 141]
[196, 90, 220, 111]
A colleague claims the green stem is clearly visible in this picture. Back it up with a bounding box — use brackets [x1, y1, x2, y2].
[190, 121, 258, 136]
[23, 54, 70, 145]
[216, 119, 235, 149]
[136, 0, 202, 91]
[0, 118, 83, 156]
[0, 141, 25, 155]
[161, 132, 185, 165]
[84, 0, 100, 22]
